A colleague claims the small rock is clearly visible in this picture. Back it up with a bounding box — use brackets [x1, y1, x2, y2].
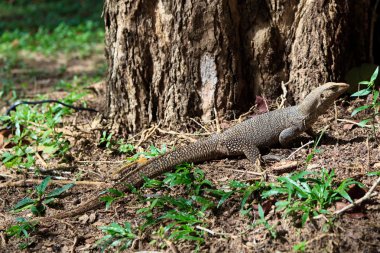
[78, 214, 89, 224]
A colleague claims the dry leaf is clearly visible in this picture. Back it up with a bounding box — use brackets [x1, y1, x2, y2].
[255, 96, 268, 114]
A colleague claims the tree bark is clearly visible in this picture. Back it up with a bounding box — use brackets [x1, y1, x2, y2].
[104, 0, 371, 133]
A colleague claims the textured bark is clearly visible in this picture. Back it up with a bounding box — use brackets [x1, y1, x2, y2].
[104, 0, 371, 133]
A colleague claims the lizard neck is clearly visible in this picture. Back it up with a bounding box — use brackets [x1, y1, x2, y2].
[297, 96, 322, 125]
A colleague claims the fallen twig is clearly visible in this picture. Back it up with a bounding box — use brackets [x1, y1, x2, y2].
[213, 107, 221, 133]
[0, 179, 110, 188]
[287, 140, 314, 159]
[70, 236, 78, 253]
[164, 239, 179, 253]
[0, 231, 6, 247]
[156, 127, 210, 137]
[222, 168, 277, 178]
[190, 118, 211, 133]
[195, 225, 227, 236]
[334, 176, 380, 216]
[77, 160, 126, 164]
[237, 105, 256, 123]
[156, 128, 198, 142]
[337, 119, 372, 128]
[136, 125, 159, 147]
[313, 176, 380, 220]
[271, 161, 298, 174]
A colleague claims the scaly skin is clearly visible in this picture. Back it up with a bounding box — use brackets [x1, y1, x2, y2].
[0, 82, 349, 228]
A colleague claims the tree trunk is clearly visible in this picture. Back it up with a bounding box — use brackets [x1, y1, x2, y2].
[104, 0, 371, 133]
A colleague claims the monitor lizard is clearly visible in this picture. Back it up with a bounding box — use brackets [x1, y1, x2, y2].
[0, 82, 349, 227]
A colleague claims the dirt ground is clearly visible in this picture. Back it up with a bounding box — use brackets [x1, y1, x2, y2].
[0, 58, 379, 253]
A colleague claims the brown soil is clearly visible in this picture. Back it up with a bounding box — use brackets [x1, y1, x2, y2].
[0, 58, 379, 253]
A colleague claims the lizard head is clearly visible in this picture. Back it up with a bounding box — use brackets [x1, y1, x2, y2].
[299, 82, 349, 119]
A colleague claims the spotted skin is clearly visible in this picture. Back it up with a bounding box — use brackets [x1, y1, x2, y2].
[120, 82, 349, 187]
[14, 82, 348, 223]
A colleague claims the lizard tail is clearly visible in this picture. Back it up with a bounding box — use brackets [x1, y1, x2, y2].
[21, 135, 221, 223]
[123, 134, 221, 187]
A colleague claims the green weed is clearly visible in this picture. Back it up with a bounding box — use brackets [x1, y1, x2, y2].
[98, 133, 137, 154]
[97, 163, 215, 251]
[97, 222, 137, 252]
[54, 74, 104, 92]
[305, 127, 327, 164]
[0, 93, 88, 169]
[0, 21, 103, 59]
[253, 204, 277, 238]
[263, 169, 362, 226]
[5, 217, 37, 249]
[293, 241, 307, 252]
[12, 176, 74, 216]
[99, 131, 113, 149]
[100, 188, 126, 211]
[351, 66, 379, 141]
[137, 164, 211, 250]
[117, 139, 135, 154]
[367, 171, 380, 176]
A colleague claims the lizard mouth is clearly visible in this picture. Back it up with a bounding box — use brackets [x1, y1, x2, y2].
[335, 82, 350, 89]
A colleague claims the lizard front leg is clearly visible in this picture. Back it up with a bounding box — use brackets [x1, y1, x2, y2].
[279, 126, 305, 146]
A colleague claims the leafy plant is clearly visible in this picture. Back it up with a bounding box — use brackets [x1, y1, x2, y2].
[0, 81, 17, 99]
[263, 169, 362, 226]
[351, 66, 379, 141]
[99, 134, 137, 154]
[367, 171, 380, 176]
[132, 163, 268, 250]
[117, 139, 135, 154]
[99, 131, 113, 149]
[0, 93, 86, 169]
[99, 188, 126, 210]
[124, 144, 167, 163]
[293, 241, 307, 252]
[54, 75, 103, 92]
[305, 127, 327, 164]
[12, 176, 74, 216]
[131, 164, 217, 250]
[253, 204, 277, 238]
[5, 217, 37, 249]
[97, 222, 137, 252]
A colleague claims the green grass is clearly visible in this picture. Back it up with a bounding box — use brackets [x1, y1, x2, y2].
[97, 222, 137, 252]
[263, 169, 362, 226]
[0, 0, 104, 59]
[0, 0, 105, 99]
[0, 21, 104, 57]
[0, 0, 104, 32]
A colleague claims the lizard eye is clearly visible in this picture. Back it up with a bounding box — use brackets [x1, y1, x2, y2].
[320, 93, 325, 99]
